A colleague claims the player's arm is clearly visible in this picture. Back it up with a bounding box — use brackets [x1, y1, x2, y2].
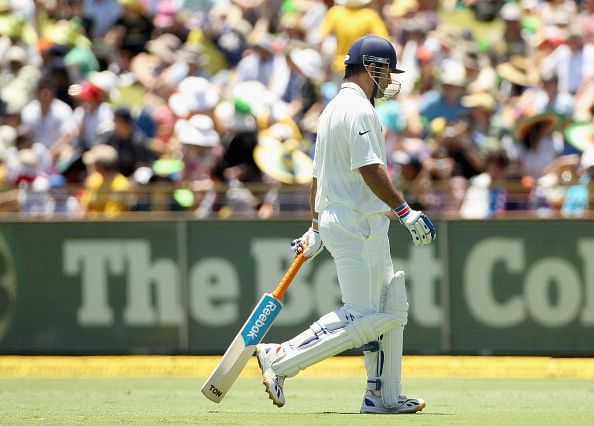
[291, 177, 323, 258]
[359, 163, 405, 209]
[310, 177, 318, 231]
[359, 163, 437, 246]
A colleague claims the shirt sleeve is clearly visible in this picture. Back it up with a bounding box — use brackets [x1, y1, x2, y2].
[349, 108, 384, 170]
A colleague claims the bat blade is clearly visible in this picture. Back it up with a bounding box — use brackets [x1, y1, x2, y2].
[201, 293, 282, 402]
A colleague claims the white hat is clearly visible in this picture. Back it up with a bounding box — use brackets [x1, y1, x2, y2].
[289, 48, 323, 80]
[175, 114, 220, 147]
[178, 77, 220, 112]
[440, 59, 466, 86]
[82, 144, 118, 167]
[500, 2, 522, 21]
[88, 70, 119, 97]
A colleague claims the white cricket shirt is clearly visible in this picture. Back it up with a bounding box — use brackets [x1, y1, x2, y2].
[313, 82, 390, 214]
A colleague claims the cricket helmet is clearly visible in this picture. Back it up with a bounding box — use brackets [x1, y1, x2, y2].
[344, 35, 404, 74]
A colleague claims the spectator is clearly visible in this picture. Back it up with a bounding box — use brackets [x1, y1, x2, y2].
[320, 0, 389, 78]
[235, 32, 290, 100]
[100, 106, 154, 177]
[55, 74, 114, 164]
[105, 0, 154, 70]
[540, 24, 594, 96]
[80, 143, 130, 215]
[20, 77, 75, 150]
[511, 112, 562, 179]
[418, 59, 468, 135]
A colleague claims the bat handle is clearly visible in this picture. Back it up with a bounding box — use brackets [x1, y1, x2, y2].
[271, 253, 306, 302]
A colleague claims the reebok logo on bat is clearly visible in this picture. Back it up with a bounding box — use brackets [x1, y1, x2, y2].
[358, 130, 370, 135]
[246, 300, 278, 339]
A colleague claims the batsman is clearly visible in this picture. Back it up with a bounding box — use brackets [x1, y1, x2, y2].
[256, 35, 436, 414]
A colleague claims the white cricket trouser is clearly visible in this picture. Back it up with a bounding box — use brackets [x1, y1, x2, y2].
[319, 206, 394, 316]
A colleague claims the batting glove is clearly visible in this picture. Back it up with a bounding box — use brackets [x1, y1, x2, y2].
[394, 202, 436, 247]
[291, 227, 324, 259]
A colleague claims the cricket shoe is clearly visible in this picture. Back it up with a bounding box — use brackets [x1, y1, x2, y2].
[256, 343, 286, 408]
[360, 390, 426, 414]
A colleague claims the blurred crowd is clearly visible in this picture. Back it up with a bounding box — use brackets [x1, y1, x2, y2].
[0, 0, 593, 219]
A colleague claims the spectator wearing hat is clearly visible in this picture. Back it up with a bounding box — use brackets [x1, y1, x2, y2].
[283, 46, 323, 122]
[67, 76, 114, 151]
[80, 143, 130, 216]
[496, 2, 529, 61]
[174, 114, 221, 183]
[0, 44, 40, 105]
[461, 92, 499, 153]
[212, 99, 262, 186]
[99, 107, 154, 177]
[418, 59, 469, 135]
[510, 112, 562, 179]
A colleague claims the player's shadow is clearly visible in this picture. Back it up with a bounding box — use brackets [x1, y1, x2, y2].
[316, 411, 452, 416]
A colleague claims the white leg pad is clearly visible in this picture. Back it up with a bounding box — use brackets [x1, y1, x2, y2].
[380, 271, 408, 408]
[272, 310, 400, 378]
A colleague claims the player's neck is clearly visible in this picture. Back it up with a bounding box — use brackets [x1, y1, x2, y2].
[345, 74, 374, 103]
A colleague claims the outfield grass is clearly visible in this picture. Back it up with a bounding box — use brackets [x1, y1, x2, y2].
[1, 377, 593, 425]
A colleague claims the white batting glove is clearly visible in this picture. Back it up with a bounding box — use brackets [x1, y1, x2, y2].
[393, 202, 436, 247]
[291, 227, 324, 259]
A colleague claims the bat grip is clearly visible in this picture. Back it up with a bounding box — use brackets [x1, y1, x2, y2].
[271, 253, 305, 301]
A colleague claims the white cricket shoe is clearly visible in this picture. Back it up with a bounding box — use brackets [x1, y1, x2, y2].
[360, 390, 426, 414]
[256, 343, 286, 408]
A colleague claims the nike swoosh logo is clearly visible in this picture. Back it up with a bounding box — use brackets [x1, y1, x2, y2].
[358, 130, 370, 136]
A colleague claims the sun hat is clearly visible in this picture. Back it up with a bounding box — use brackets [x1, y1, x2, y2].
[289, 48, 323, 80]
[513, 112, 559, 141]
[175, 114, 221, 147]
[254, 138, 313, 184]
[461, 92, 496, 111]
[496, 55, 537, 87]
[82, 144, 118, 168]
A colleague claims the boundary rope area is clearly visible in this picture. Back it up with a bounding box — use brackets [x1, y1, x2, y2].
[1, 356, 593, 379]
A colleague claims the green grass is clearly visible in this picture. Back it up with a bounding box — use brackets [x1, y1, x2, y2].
[1, 377, 593, 425]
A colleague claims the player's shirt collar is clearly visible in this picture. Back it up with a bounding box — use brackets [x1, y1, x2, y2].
[341, 82, 367, 99]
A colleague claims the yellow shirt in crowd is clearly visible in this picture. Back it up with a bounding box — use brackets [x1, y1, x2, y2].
[81, 172, 130, 216]
[321, 6, 389, 75]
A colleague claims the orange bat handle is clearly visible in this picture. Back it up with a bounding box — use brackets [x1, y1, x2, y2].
[271, 253, 306, 302]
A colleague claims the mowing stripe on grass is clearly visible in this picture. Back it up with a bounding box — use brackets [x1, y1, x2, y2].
[1, 355, 593, 379]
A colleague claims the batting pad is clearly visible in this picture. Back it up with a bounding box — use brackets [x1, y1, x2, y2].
[272, 310, 400, 378]
[374, 271, 409, 408]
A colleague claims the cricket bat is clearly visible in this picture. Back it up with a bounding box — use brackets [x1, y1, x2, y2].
[201, 253, 306, 403]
